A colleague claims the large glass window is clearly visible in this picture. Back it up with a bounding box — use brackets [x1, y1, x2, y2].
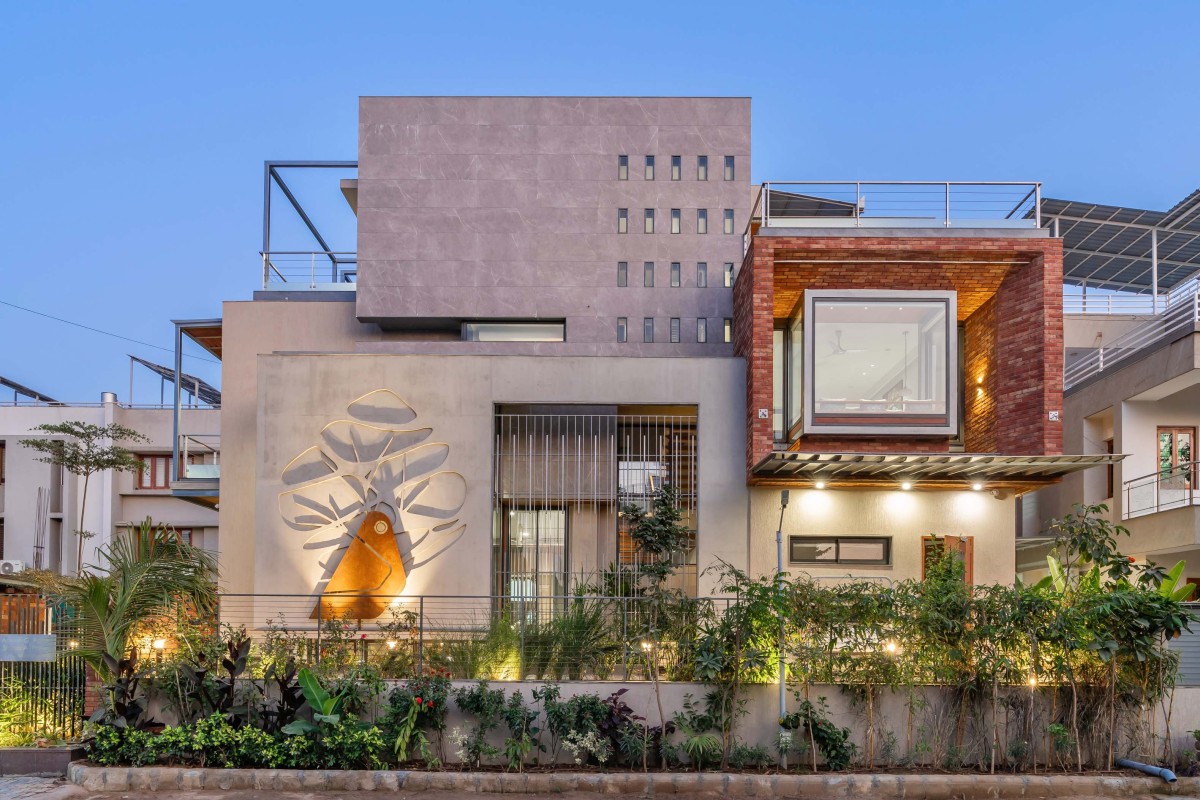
[803, 291, 956, 434]
[790, 536, 890, 565]
[463, 322, 565, 342]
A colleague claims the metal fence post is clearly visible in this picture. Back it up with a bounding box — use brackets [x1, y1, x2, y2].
[944, 183, 951, 227]
[621, 596, 629, 679]
[315, 598, 322, 664]
[417, 596, 425, 674]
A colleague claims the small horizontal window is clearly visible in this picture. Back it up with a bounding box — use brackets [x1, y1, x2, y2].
[463, 322, 565, 342]
[789, 536, 891, 565]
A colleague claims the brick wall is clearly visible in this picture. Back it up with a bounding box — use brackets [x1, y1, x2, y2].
[734, 235, 1064, 476]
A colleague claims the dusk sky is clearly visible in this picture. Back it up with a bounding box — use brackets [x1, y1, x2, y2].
[2, 2, 1198, 401]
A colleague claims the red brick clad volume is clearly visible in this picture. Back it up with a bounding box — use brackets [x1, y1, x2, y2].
[734, 235, 1064, 477]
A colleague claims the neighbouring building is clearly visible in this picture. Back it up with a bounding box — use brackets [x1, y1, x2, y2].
[177, 96, 1109, 632]
[1019, 190, 1200, 583]
[0, 374, 219, 582]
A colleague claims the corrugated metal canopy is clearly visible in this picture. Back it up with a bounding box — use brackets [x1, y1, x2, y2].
[1039, 190, 1200, 292]
[752, 452, 1122, 490]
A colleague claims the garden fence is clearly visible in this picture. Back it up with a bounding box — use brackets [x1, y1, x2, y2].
[0, 594, 86, 741]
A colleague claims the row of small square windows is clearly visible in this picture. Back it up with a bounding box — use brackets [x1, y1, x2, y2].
[617, 208, 735, 234]
[617, 155, 735, 181]
[616, 317, 732, 344]
[617, 261, 734, 288]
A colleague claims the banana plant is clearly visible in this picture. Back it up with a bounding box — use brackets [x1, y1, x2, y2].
[281, 668, 350, 735]
[1157, 560, 1197, 602]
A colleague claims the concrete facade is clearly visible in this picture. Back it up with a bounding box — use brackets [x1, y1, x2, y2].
[0, 400, 219, 576]
[355, 96, 750, 356]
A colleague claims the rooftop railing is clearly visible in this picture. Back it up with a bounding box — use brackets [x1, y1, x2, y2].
[261, 251, 357, 291]
[1064, 278, 1200, 390]
[1123, 460, 1200, 520]
[1063, 276, 1200, 315]
[745, 180, 1041, 252]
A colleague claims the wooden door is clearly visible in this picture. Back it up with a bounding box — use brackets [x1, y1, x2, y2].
[1158, 427, 1196, 489]
[922, 535, 974, 584]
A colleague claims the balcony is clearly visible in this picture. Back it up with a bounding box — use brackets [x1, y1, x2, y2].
[258, 161, 357, 293]
[1124, 460, 1200, 520]
[746, 181, 1041, 252]
[262, 250, 357, 291]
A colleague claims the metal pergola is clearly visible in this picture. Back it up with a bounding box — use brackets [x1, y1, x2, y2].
[1039, 189, 1200, 300]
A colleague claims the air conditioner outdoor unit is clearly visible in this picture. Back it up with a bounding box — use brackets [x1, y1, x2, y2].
[0, 560, 27, 575]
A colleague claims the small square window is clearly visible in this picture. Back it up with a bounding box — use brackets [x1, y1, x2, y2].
[670, 262, 681, 287]
[617, 208, 628, 234]
[617, 317, 627, 342]
[671, 155, 681, 181]
[724, 155, 735, 181]
[723, 209, 734, 234]
[696, 209, 707, 234]
[697, 262, 708, 288]
[617, 155, 628, 180]
[617, 261, 627, 287]
[670, 318, 680, 343]
[670, 209, 681, 234]
[644, 209, 655, 234]
[645, 156, 655, 181]
[697, 318, 708, 343]
[723, 318, 732, 343]
[697, 156, 708, 181]
[723, 263, 734, 287]
[643, 317, 654, 343]
[644, 262, 654, 287]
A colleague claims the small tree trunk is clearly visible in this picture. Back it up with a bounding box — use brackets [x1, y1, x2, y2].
[76, 470, 92, 576]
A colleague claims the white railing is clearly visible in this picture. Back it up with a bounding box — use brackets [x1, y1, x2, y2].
[1064, 281, 1200, 390]
[179, 433, 220, 480]
[1063, 277, 1200, 315]
[1123, 460, 1200, 520]
[261, 251, 357, 290]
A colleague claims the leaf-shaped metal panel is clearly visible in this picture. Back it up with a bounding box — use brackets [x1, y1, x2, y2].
[400, 471, 467, 519]
[279, 475, 366, 531]
[281, 447, 337, 487]
[348, 389, 416, 426]
[319, 421, 432, 465]
[371, 443, 450, 498]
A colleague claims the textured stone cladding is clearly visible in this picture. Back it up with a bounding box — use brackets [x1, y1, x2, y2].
[733, 235, 1064, 474]
[356, 97, 750, 356]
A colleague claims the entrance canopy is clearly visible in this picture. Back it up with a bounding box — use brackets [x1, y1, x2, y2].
[751, 452, 1122, 492]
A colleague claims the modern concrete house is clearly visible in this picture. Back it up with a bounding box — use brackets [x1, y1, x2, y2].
[1019, 190, 1200, 582]
[188, 96, 1108, 632]
[0, 376, 219, 579]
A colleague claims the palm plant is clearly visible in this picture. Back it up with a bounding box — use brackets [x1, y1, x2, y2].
[38, 517, 218, 680]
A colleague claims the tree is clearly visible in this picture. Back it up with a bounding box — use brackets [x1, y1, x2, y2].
[19, 421, 148, 575]
[36, 517, 218, 681]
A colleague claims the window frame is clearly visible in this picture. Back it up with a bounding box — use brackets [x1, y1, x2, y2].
[723, 263, 734, 287]
[670, 208, 681, 234]
[724, 155, 735, 181]
[697, 208, 707, 234]
[617, 208, 628, 233]
[137, 454, 172, 489]
[644, 208, 655, 234]
[617, 317, 628, 343]
[697, 318, 707, 343]
[644, 156, 655, 181]
[697, 155, 708, 181]
[789, 536, 892, 566]
[643, 261, 654, 287]
[723, 318, 732, 343]
[723, 209, 734, 234]
[617, 261, 628, 287]
[617, 155, 629, 180]
[670, 317, 680, 343]
[670, 262, 681, 287]
[697, 262, 708, 288]
[643, 317, 654, 343]
[671, 155, 681, 181]
[801, 289, 958, 435]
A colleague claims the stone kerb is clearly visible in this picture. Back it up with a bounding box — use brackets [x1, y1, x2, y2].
[68, 762, 1198, 797]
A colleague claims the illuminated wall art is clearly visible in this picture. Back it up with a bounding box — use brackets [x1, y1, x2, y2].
[278, 390, 466, 619]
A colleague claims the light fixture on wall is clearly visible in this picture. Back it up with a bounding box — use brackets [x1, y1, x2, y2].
[971, 481, 984, 491]
[900, 481, 913, 491]
[813, 480, 826, 490]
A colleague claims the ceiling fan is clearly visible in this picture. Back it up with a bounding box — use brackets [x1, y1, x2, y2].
[827, 330, 866, 356]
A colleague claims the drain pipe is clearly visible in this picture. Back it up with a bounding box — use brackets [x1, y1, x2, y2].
[775, 490, 790, 769]
[1115, 757, 1177, 783]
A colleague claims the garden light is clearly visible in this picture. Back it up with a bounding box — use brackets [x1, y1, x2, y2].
[884, 640, 899, 654]
[1028, 676, 1038, 687]
[386, 640, 398, 650]
[152, 639, 166, 651]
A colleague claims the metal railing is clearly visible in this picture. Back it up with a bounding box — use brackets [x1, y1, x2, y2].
[1065, 279, 1200, 390]
[261, 251, 357, 290]
[1123, 460, 1200, 520]
[179, 433, 220, 479]
[218, 593, 731, 682]
[0, 595, 86, 741]
[1063, 276, 1200, 315]
[745, 181, 1040, 251]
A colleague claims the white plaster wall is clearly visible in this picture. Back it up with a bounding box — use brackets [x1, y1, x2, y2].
[748, 487, 1017, 586]
[245, 353, 748, 606]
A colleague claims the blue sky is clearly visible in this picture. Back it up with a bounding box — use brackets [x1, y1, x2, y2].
[2, 2, 1198, 401]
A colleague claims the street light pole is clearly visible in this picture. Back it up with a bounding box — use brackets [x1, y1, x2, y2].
[776, 489, 790, 767]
